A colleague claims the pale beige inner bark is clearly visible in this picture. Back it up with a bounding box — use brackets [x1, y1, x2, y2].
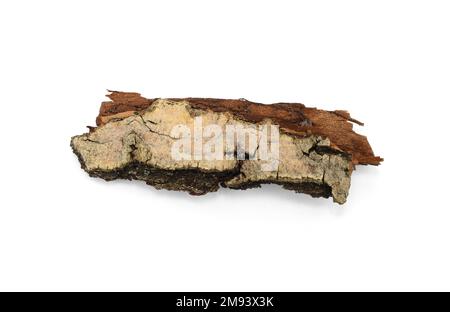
[71, 99, 352, 203]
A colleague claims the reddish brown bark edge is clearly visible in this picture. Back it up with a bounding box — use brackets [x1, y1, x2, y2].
[94, 91, 383, 166]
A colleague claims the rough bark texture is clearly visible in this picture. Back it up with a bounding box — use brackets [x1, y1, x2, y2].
[71, 91, 382, 204]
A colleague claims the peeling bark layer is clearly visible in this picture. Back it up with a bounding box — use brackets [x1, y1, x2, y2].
[71, 91, 382, 204]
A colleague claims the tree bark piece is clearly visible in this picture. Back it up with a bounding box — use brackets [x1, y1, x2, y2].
[71, 91, 382, 204]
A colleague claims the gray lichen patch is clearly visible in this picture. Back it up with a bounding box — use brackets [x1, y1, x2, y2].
[71, 99, 353, 204]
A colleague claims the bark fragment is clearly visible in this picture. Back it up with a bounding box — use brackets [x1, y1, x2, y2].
[71, 91, 382, 204]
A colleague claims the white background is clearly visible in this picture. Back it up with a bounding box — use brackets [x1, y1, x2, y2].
[0, 0, 449, 291]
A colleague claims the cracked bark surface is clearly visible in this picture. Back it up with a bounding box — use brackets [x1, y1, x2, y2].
[71, 91, 382, 204]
